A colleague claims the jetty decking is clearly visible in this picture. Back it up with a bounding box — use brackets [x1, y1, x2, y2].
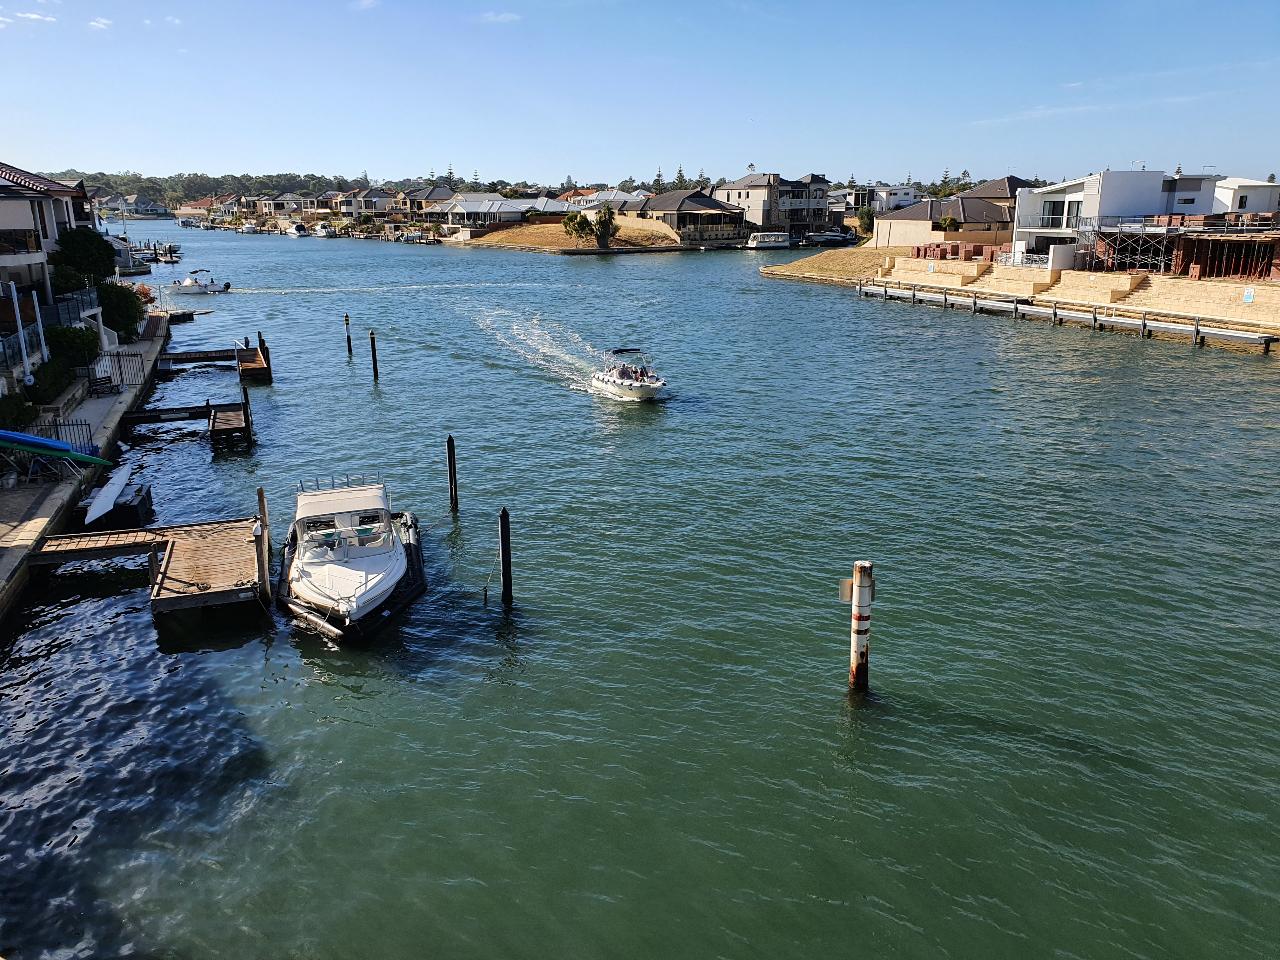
[31, 516, 269, 613]
[122, 386, 255, 445]
[161, 332, 273, 383]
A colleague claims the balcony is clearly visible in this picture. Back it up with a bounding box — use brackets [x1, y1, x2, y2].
[1017, 215, 1080, 230]
[0, 229, 41, 255]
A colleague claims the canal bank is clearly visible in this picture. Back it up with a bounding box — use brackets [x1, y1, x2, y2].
[3, 221, 1278, 959]
[0, 317, 169, 622]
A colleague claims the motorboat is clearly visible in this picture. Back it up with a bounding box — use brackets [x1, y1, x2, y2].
[591, 348, 666, 401]
[312, 222, 338, 238]
[238, 223, 260, 234]
[278, 480, 418, 638]
[746, 232, 791, 249]
[170, 269, 230, 295]
[802, 230, 852, 247]
[283, 222, 309, 237]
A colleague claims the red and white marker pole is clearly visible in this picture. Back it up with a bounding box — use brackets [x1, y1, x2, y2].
[841, 561, 875, 693]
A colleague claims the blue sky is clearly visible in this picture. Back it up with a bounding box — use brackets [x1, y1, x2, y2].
[3, 0, 1279, 185]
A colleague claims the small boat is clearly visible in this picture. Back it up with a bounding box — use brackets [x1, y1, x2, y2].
[283, 222, 309, 238]
[312, 222, 338, 238]
[278, 481, 417, 638]
[238, 223, 260, 234]
[171, 269, 230, 295]
[590, 348, 666, 401]
[802, 230, 851, 247]
[746, 232, 791, 249]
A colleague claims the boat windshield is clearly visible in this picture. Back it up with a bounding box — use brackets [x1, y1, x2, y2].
[299, 510, 394, 558]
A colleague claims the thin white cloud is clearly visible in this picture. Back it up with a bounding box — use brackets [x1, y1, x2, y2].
[88, 16, 110, 29]
[479, 10, 520, 22]
[143, 18, 151, 25]
[15, 11, 57, 20]
[164, 14, 181, 24]
[971, 93, 1213, 127]
[350, 0, 378, 8]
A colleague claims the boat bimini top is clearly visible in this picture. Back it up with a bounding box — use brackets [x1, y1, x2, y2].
[294, 483, 396, 560]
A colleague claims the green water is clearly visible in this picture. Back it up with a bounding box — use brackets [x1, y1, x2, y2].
[3, 223, 1278, 958]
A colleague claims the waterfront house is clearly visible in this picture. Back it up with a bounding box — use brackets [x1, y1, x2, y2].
[871, 196, 1013, 248]
[623, 188, 747, 246]
[828, 184, 878, 220]
[336, 188, 393, 218]
[1013, 170, 1280, 276]
[397, 186, 453, 217]
[1211, 177, 1280, 214]
[712, 173, 837, 239]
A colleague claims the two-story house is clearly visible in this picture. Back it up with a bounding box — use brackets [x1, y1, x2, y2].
[713, 173, 837, 239]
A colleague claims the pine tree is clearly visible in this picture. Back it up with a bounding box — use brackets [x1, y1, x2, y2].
[445, 164, 456, 189]
[652, 167, 666, 194]
[960, 169, 970, 180]
[1174, 163, 1183, 176]
[672, 165, 689, 190]
[696, 167, 709, 188]
[1268, 173, 1276, 183]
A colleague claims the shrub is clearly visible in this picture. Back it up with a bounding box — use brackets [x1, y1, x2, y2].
[49, 227, 116, 282]
[0, 394, 37, 430]
[46, 325, 100, 365]
[95, 283, 144, 344]
[856, 206, 875, 235]
[25, 356, 75, 405]
[51, 265, 90, 297]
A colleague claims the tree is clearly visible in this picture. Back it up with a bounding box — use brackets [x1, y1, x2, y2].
[561, 174, 577, 191]
[49, 227, 116, 283]
[1269, 173, 1277, 183]
[938, 215, 959, 232]
[591, 203, 621, 249]
[672, 165, 690, 191]
[695, 167, 710, 189]
[618, 176, 637, 192]
[856, 206, 875, 236]
[652, 167, 666, 194]
[95, 282, 145, 343]
[562, 211, 593, 247]
[960, 169, 970, 180]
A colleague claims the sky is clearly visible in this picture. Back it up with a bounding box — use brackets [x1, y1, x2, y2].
[2, 0, 1279, 186]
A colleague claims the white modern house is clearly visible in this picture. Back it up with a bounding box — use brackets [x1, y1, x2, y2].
[1212, 177, 1280, 214]
[871, 185, 923, 213]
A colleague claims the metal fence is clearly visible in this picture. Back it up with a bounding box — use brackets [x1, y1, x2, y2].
[0, 323, 46, 370]
[27, 419, 98, 457]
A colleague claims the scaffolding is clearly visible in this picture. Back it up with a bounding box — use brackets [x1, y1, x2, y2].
[1076, 221, 1175, 273]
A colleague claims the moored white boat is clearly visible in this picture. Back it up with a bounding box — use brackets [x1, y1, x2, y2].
[278, 481, 418, 639]
[313, 222, 338, 238]
[283, 222, 309, 237]
[170, 269, 230, 295]
[590, 348, 666, 401]
[746, 232, 791, 249]
[239, 223, 260, 234]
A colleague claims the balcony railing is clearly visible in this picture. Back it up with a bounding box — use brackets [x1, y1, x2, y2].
[0, 229, 41, 255]
[1017, 215, 1080, 229]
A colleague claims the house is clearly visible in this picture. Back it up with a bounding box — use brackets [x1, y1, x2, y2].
[397, 186, 453, 216]
[828, 185, 878, 220]
[955, 175, 1034, 210]
[615, 188, 747, 246]
[870, 185, 923, 213]
[175, 197, 217, 218]
[1212, 177, 1280, 214]
[0, 162, 108, 364]
[1013, 170, 1280, 274]
[335, 188, 393, 218]
[871, 196, 1013, 248]
[557, 188, 596, 205]
[712, 173, 836, 238]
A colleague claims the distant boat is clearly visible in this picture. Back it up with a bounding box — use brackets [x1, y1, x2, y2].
[802, 230, 851, 247]
[283, 222, 309, 238]
[239, 223, 260, 234]
[171, 269, 230, 295]
[312, 222, 338, 238]
[746, 232, 791, 249]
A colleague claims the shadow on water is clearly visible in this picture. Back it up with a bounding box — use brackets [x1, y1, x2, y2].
[0, 577, 274, 960]
[836, 688, 1157, 779]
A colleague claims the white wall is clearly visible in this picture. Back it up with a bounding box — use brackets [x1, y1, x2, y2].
[0, 201, 36, 231]
[1212, 183, 1280, 213]
[1095, 171, 1167, 217]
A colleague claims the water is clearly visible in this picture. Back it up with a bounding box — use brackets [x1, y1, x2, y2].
[3, 224, 1278, 959]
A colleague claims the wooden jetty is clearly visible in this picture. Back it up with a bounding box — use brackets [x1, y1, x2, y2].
[161, 331, 273, 383]
[30, 498, 271, 614]
[122, 385, 254, 446]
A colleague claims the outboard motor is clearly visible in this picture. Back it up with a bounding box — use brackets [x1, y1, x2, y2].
[223, 281, 232, 291]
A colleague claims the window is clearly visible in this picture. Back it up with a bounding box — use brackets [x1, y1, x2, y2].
[1177, 198, 1194, 205]
[1238, 195, 1248, 210]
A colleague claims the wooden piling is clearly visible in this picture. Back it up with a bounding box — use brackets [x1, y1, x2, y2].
[845, 560, 874, 693]
[446, 434, 459, 513]
[1091, 305, 1098, 329]
[911, 285, 917, 304]
[1051, 302, 1059, 324]
[498, 507, 513, 609]
[972, 292, 978, 314]
[256, 486, 272, 602]
[1141, 313, 1149, 338]
[257, 331, 272, 377]
[942, 290, 948, 310]
[1012, 300, 1019, 320]
[345, 313, 353, 357]
[369, 329, 379, 381]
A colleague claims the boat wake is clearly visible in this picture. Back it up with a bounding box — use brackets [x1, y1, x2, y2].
[472, 308, 604, 392]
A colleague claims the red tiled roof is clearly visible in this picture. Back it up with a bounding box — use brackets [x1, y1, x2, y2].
[0, 160, 75, 194]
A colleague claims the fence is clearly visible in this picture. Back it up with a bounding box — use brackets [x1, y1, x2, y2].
[0, 323, 46, 370]
[27, 418, 98, 457]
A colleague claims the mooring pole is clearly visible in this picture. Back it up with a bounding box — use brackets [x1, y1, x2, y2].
[841, 560, 874, 693]
[498, 507, 513, 609]
[344, 313, 353, 357]
[258, 330, 272, 377]
[446, 434, 459, 513]
[148, 544, 159, 585]
[255, 485, 272, 602]
[369, 329, 379, 381]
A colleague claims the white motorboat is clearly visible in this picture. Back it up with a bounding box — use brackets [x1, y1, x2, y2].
[278, 481, 418, 638]
[746, 232, 791, 249]
[170, 269, 230, 295]
[591, 348, 666, 401]
[238, 223, 260, 234]
[312, 222, 338, 238]
[802, 230, 851, 247]
[283, 222, 309, 237]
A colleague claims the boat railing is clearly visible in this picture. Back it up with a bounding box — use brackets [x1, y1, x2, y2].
[298, 473, 383, 493]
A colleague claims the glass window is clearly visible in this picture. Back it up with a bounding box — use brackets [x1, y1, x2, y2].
[1238, 195, 1248, 210]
